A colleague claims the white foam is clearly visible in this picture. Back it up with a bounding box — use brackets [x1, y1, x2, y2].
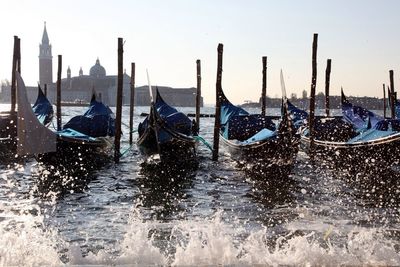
[0, 212, 63, 266]
[1, 205, 399, 266]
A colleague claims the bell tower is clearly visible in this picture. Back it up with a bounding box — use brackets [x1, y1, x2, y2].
[39, 22, 53, 86]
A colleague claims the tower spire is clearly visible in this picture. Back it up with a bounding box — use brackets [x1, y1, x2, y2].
[39, 22, 53, 86]
[42, 21, 49, 45]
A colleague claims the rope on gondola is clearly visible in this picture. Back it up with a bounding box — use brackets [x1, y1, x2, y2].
[120, 144, 133, 157]
[193, 135, 213, 151]
[121, 121, 138, 132]
[51, 120, 57, 131]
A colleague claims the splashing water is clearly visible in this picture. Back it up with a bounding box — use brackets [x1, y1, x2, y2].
[0, 106, 400, 266]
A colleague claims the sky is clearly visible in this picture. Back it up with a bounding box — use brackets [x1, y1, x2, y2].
[0, 0, 399, 104]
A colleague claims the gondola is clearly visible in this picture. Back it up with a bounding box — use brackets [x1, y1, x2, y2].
[137, 89, 197, 167]
[218, 88, 299, 176]
[288, 90, 400, 172]
[0, 77, 54, 159]
[16, 72, 115, 174]
[36, 94, 115, 173]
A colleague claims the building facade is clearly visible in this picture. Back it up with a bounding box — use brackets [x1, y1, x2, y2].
[0, 23, 203, 107]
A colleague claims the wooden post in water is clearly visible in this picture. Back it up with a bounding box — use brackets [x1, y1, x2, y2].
[129, 62, 135, 146]
[390, 70, 395, 119]
[383, 84, 386, 118]
[44, 84, 47, 97]
[17, 37, 21, 74]
[56, 55, 62, 131]
[212, 43, 223, 161]
[195, 59, 201, 133]
[261, 56, 267, 116]
[309, 33, 318, 161]
[324, 59, 331, 117]
[387, 86, 391, 116]
[10, 36, 18, 115]
[114, 38, 124, 163]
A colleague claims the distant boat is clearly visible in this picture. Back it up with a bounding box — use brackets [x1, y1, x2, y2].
[137, 89, 197, 166]
[218, 88, 299, 176]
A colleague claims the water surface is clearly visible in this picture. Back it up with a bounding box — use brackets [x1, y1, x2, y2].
[0, 105, 399, 266]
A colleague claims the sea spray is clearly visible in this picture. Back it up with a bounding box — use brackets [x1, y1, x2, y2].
[0, 208, 63, 266]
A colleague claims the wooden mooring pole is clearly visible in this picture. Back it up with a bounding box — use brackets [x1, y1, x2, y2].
[196, 59, 201, 133]
[325, 59, 331, 117]
[383, 83, 386, 118]
[114, 38, 124, 163]
[56, 55, 62, 131]
[309, 33, 318, 161]
[17, 37, 21, 74]
[261, 56, 267, 116]
[387, 86, 391, 115]
[389, 70, 395, 119]
[129, 62, 135, 146]
[10, 36, 18, 115]
[212, 43, 223, 161]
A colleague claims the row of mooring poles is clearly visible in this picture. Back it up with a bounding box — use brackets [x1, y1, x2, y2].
[204, 36, 329, 162]
[117, 37, 396, 164]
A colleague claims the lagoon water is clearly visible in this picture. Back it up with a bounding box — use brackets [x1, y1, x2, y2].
[0, 105, 400, 266]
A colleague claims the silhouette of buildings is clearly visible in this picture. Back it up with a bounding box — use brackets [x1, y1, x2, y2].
[0, 23, 202, 107]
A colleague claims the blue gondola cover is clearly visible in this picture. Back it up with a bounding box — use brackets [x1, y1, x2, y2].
[32, 85, 54, 125]
[287, 100, 308, 127]
[155, 95, 193, 136]
[342, 93, 383, 130]
[220, 96, 276, 142]
[63, 98, 115, 137]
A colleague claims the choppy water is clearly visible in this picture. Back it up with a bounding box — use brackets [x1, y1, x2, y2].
[1, 105, 400, 266]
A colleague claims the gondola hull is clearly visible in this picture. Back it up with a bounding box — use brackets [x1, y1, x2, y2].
[221, 133, 299, 176]
[300, 133, 400, 172]
[0, 113, 17, 159]
[37, 135, 113, 173]
[138, 125, 196, 164]
[137, 90, 197, 168]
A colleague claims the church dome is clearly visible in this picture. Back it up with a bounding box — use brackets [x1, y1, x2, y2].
[89, 58, 106, 78]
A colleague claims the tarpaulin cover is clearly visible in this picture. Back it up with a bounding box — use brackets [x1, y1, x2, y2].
[63, 97, 115, 137]
[220, 95, 276, 142]
[32, 85, 54, 126]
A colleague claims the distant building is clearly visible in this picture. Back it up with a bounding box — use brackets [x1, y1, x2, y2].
[0, 23, 203, 107]
[39, 22, 53, 87]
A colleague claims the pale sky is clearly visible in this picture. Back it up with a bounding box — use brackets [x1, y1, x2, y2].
[0, 0, 399, 104]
